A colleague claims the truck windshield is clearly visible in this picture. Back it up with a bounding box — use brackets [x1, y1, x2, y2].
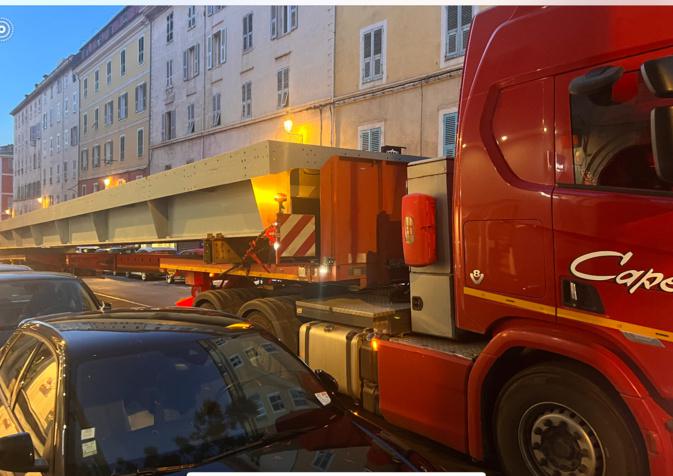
[570, 70, 673, 192]
[67, 331, 332, 475]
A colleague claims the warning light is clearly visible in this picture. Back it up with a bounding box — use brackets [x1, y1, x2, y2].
[273, 241, 281, 251]
[226, 322, 252, 329]
[371, 338, 379, 352]
[274, 192, 288, 213]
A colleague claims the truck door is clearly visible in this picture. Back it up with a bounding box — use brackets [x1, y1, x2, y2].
[553, 51, 673, 398]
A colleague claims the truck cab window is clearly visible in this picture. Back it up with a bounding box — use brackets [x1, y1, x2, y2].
[570, 70, 673, 192]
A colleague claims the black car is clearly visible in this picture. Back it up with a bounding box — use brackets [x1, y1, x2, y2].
[0, 272, 103, 344]
[0, 310, 430, 475]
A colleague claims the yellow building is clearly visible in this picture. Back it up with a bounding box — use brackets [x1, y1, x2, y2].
[75, 6, 150, 195]
[333, 6, 479, 157]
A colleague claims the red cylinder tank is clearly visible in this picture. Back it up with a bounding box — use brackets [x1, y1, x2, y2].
[401, 193, 437, 266]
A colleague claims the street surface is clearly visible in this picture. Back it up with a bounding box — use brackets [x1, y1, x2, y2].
[83, 274, 499, 475]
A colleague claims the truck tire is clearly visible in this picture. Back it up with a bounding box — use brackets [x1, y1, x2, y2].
[208, 288, 265, 314]
[239, 297, 300, 353]
[193, 290, 228, 310]
[494, 362, 648, 476]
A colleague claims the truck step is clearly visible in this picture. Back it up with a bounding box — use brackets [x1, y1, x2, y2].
[389, 334, 487, 360]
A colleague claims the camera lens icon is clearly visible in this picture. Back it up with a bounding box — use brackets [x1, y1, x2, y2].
[0, 18, 14, 42]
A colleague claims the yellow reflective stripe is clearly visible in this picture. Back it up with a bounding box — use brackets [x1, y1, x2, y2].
[464, 286, 673, 343]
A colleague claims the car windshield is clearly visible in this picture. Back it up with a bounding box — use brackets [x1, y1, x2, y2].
[67, 331, 332, 475]
[0, 279, 98, 331]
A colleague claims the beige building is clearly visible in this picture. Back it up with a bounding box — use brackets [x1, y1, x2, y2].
[333, 5, 478, 157]
[75, 6, 150, 195]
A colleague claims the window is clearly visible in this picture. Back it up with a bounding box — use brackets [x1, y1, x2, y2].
[83, 113, 88, 134]
[241, 81, 252, 119]
[277, 67, 289, 108]
[229, 354, 243, 368]
[188, 6, 197, 28]
[441, 110, 458, 157]
[94, 70, 99, 92]
[64, 97, 69, 113]
[138, 36, 145, 64]
[267, 392, 285, 413]
[212, 93, 221, 126]
[118, 93, 128, 120]
[81, 149, 89, 170]
[93, 182, 99, 192]
[56, 133, 60, 152]
[106, 60, 112, 84]
[120, 49, 126, 76]
[207, 29, 227, 69]
[444, 6, 473, 59]
[207, 6, 223, 16]
[56, 106, 61, 123]
[290, 388, 308, 408]
[137, 128, 144, 157]
[63, 161, 68, 180]
[49, 109, 53, 127]
[119, 135, 125, 161]
[70, 126, 78, 146]
[271, 6, 298, 39]
[83, 78, 88, 98]
[104, 140, 113, 164]
[57, 164, 60, 182]
[361, 23, 385, 84]
[73, 92, 77, 112]
[243, 13, 253, 52]
[104, 100, 114, 125]
[359, 125, 383, 152]
[166, 59, 173, 88]
[135, 83, 147, 112]
[162, 110, 176, 141]
[183, 44, 200, 80]
[42, 113, 47, 130]
[92, 145, 100, 167]
[166, 12, 174, 43]
[93, 108, 99, 129]
[81, 184, 86, 196]
[187, 103, 195, 134]
[568, 69, 673, 193]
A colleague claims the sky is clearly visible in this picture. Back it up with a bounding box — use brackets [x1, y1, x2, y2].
[0, 6, 122, 145]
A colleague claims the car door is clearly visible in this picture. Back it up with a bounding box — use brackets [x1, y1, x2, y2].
[553, 49, 673, 398]
[0, 334, 41, 476]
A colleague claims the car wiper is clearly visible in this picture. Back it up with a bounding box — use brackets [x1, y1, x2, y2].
[113, 463, 201, 476]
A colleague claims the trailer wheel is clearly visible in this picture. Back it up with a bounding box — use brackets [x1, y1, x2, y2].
[494, 362, 648, 476]
[193, 290, 227, 310]
[239, 297, 300, 353]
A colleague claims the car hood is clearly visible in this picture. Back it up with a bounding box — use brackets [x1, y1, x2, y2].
[128, 412, 426, 473]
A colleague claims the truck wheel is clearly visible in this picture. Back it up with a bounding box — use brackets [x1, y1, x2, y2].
[239, 297, 300, 353]
[211, 288, 264, 314]
[194, 290, 227, 310]
[494, 362, 648, 476]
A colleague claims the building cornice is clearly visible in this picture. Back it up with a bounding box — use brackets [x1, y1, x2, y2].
[11, 56, 75, 116]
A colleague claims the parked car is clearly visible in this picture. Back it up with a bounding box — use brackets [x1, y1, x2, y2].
[126, 246, 177, 281]
[0, 271, 104, 344]
[0, 309, 431, 475]
[0, 264, 31, 272]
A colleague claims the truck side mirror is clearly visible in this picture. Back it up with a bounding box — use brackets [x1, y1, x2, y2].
[0, 433, 49, 473]
[641, 56, 673, 98]
[651, 106, 673, 184]
[569, 65, 624, 106]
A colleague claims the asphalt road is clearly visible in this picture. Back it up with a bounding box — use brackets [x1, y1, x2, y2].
[83, 274, 499, 475]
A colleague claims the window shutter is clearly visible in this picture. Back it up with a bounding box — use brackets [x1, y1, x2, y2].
[170, 111, 176, 139]
[161, 112, 166, 141]
[371, 128, 381, 152]
[207, 35, 213, 69]
[283, 68, 289, 106]
[277, 70, 283, 108]
[373, 28, 382, 77]
[271, 6, 278, 39]
[290, 6, 298, 30]
[220, 29, 227, 63]
[461, 6, 473, 54]
[446, 6, 458, 57]
[363, 32, 372, 80]
[443, 112, 458, 157]
[195, 44, 200, 76]
[360, 130, 370, 152]
[183, 50, 188, 80]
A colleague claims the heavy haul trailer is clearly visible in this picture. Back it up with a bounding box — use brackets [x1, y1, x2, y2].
[174, 7, 673, 476]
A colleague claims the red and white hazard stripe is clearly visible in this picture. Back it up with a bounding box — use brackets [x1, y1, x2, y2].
[277, 214, 316, 257]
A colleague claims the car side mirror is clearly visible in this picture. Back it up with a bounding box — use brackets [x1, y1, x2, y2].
[651, 106, 673, 184]
[641, 56, 673, 98]
[0, 433, 49, 473]
[315, 369, 339, 394]
[100, 301, 112, 312]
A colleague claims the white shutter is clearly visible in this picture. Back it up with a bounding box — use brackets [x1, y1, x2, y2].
[207, 35, 213, 69]
[373, 28, 382, 77]
[170, 111, 176, 139]
[370, 128, 381, 152]
[363, 32, 372, 81]
[270, 6, 278, 39]
[290, 6, 298, 30]
[194, 44, 200, 76]
[220, 29, 227, 64]
[446, 6, 458, 57]
[183, 50, 188, 80]
[360, 130, 370, 152]
[443, 112, 458, 157]
[161, 112, 166, 141]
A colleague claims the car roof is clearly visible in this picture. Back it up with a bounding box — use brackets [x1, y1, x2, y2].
[0, 271, 80, 281]
[0, 264, 31, 272]
[20, 308, 248, 359]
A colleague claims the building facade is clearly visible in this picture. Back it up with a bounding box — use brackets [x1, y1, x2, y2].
[11, 56, 79, 215]
[75, 6, 150, 195]
[0, 145, 13, 220]
[333, 5, 477, 157]
[147, 5, 335, 173]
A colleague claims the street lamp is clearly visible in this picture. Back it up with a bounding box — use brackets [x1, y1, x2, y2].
[283, 118, 304, 143]
[103, 177, 112, 188]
